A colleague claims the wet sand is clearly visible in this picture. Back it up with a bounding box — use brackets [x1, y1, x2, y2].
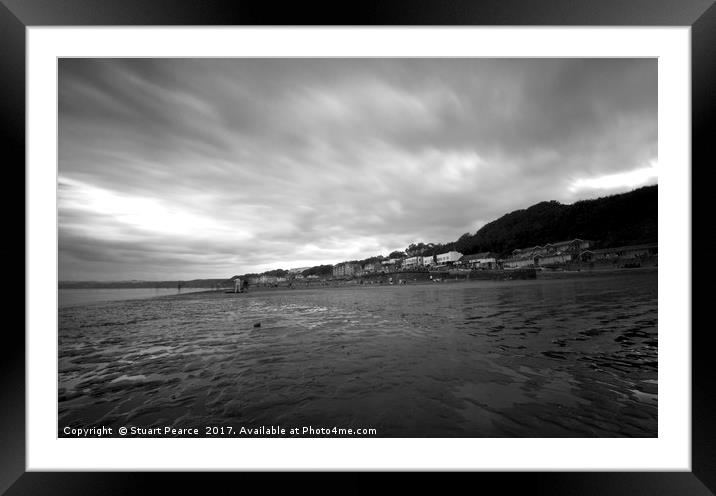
[59, 269, 657, 437]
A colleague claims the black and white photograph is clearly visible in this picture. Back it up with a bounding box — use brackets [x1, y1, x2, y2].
[57, 57, 658, 439]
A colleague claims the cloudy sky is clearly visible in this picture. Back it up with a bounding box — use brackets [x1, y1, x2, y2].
[58, 58, 657, 281]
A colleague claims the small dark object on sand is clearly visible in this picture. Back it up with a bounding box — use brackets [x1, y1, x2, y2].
[253, 322, 261, 328]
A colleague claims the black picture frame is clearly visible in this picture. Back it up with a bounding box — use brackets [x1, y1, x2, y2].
[5, 0, 713, 493]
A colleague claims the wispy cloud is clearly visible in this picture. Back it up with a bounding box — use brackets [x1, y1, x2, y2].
[568, 160, 658, 194]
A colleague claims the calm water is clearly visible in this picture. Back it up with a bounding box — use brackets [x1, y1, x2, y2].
[58, 270, 657, 437]
[59, 287, 212, 308]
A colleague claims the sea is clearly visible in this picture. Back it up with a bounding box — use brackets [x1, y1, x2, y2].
[58, 270, 657, 437]
[59, 287, 211, 308]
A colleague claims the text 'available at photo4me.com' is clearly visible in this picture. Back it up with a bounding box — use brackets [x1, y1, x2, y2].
[62, 425, 378, 437]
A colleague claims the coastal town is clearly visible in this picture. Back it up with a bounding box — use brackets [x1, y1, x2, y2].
[235, 239, 658, 289]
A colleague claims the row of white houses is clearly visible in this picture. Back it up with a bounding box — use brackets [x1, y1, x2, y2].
[332, 250, 472, 277]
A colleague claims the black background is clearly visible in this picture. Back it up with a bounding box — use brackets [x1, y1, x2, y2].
[3, 0, 713, 493]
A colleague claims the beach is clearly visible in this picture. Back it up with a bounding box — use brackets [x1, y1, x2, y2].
[58, 269, 657, 437]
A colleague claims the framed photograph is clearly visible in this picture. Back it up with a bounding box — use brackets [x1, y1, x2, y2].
[7, 0, 713, 492]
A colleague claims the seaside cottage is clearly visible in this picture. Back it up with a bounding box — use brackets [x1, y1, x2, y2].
[403, 256, 423, 269]
[436, 251, 463, 265]
[460, 252, 498, 269]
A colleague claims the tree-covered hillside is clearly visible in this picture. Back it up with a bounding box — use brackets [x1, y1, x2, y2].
[452, 185, 657, 256]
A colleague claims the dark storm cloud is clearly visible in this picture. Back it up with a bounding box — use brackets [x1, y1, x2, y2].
[58, 58, 657, 280]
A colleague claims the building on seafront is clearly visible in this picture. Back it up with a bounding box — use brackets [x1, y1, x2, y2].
[332, 262, 361, 278]
[436, 251, 463, 265]
[402, 256, 423, 269]
[459, 252, 498, 269]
